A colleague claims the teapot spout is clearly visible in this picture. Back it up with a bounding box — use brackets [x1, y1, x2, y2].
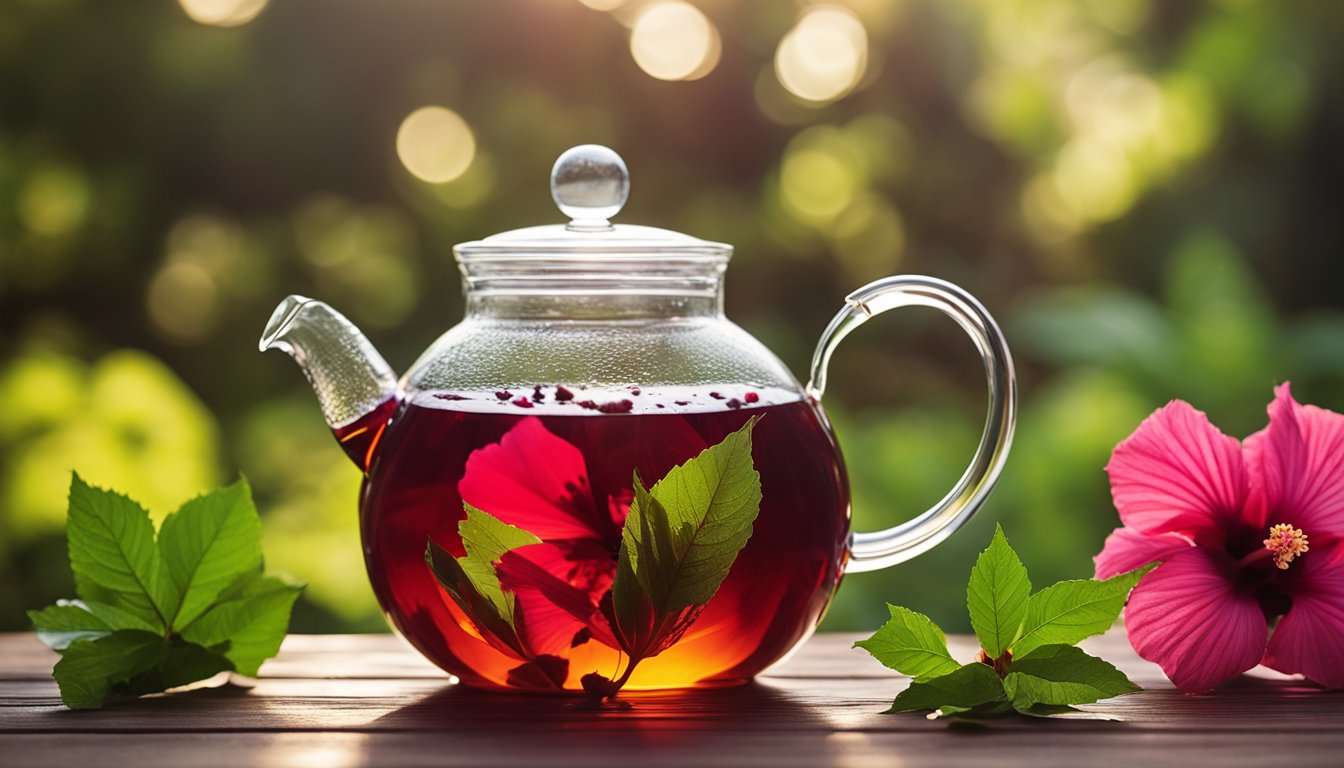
[259, 295, 399, 465]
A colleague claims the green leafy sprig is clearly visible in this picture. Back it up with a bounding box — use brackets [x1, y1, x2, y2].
[857, 525, 1150, 719]
[425, 417, 763, 698]
[29, 474, 303, 709]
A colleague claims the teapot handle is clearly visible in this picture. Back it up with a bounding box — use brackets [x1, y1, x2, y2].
[807, 276, 1017, 573]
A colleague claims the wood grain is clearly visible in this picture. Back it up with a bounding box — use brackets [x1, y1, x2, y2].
[2, 631, 1342, 767]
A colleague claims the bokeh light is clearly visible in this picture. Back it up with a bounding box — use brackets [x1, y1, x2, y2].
[775, 5, 868, 103]
[17, 166, 90, 237]
[577, 0, 627, 10]
[178, 0, 270, 28]
[145, 215, 263, 343]
[396, 106, 477, 184]
[3, 0, 1340, 641]
[292, 195, 420, 328]
[778, 126, 866, 226]
[830, 194, 906, 281]
[629, 1, 721, 82]
[0, 351, 220, 537]
[147, 261, 220, 344]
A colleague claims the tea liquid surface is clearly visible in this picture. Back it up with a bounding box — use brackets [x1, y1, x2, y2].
[353, 386, 850, 690]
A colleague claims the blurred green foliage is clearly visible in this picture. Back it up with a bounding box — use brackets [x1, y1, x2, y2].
[2, 0, 1341, 635]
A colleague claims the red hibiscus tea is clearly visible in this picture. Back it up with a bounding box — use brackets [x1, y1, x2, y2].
[349, 386, 850, 691]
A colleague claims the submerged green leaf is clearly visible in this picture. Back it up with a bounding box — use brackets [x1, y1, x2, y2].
[424, 506, 542, 658]
[458, 503, 542, 626]
[605, 417, 763, 692]
[634, 416, 763, 613]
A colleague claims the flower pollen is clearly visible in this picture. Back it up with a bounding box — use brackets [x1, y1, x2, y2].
[1263, 523, 1309, 570]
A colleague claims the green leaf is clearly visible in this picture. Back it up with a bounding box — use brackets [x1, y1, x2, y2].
[1015, 703, 1085, 718]
[1011, 566, 1153, 658]
[609, 536, 652, 654]
[1003, 644, 1140, 708]
[178, 571, 303, 676]
[625, 478, 681, 605]
[122, 640, 233, 696]
[855, 604, 961, 682]
[425, 539, 525, 657]
[887, 662, 1005, 714]
[83, 599, 163, 633]
[457, 503, 542, 625]
[624, 416, 763, 614]
[158, 478, 263, 628]
[39, 477, 301, 708]
[609, 418, 762, 666]
[29, 601, 112, 650]
[422, 505, 543, 659]
[52, 630, 165, 709]
[935, 701, 1016, 719]
[966, 524, 1031, 658]
[65, 474, 177, 630]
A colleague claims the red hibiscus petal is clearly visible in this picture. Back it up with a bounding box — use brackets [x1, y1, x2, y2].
[1106, 400, 1247, 545]
[575, 414, 707, 534]
[1124, 547, 1267, 693]
[497, 547, 619, 653]
[458, 417, 603, 540]
[1262, 538, 1344, 688]
[1245, 383, 1344, 538]
[1094, 527, 1194, 580]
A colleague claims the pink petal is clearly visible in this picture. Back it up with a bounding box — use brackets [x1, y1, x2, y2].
[575, 414, 708, 534]
[458, 417, 604, 540]
[1124, 547, 1267, 692]
[1245, 383, 1344, 538]
[1106, 400, 1247, 545]
[1262, 538, 1344, 688]
[497, 546, 618, 654]
[1094, 527, 1194, 580]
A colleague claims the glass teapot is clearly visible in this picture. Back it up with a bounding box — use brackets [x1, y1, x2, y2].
[260, 145, 1016, 693]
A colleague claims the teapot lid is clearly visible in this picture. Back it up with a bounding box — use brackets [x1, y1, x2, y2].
[453, 145, 732, 260]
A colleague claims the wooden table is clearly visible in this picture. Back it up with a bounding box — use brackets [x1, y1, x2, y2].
[3, 630, 1342, 767]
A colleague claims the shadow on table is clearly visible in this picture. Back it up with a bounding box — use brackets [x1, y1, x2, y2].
[370, 679, 844, 732]
[361, 680, 882, 765]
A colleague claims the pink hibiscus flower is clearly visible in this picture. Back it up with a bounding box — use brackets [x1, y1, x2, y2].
[1095, 383, 1344, 692]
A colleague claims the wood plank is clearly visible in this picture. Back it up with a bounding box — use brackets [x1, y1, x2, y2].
[4, 675, 1341, 733]
[3, 728, 1344, 768]
[3, 628, 1343, 768]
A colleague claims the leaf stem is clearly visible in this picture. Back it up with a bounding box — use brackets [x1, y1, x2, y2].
[610, 657, 640, 692]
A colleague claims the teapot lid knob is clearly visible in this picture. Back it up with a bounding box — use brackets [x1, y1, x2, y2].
[550, 145, 629, 230]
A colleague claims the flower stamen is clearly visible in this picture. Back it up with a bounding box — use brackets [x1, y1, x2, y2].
[1263, 523, 1309, 570]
